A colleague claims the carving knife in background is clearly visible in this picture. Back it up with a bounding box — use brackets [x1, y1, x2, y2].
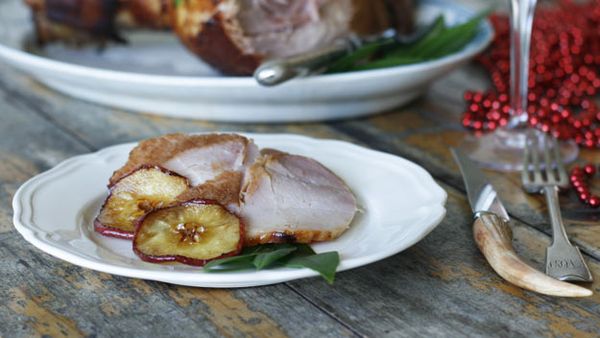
[451, 148, 591, 297]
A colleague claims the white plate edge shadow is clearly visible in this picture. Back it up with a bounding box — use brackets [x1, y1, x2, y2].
[12, 133, 448, 287]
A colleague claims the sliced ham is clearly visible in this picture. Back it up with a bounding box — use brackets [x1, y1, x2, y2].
[110, 133, 258, 188]
[110, 133, 356, 245]
[238, 149, 357, 245]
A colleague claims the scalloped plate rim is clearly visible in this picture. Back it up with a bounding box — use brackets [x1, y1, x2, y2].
[12, 133, 447, 287]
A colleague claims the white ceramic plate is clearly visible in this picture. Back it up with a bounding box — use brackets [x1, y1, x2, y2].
[0, 0, 492, 122]
[13, 134, 447, 288]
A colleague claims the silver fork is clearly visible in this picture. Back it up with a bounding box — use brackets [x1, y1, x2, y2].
[522, 132, 593, 282]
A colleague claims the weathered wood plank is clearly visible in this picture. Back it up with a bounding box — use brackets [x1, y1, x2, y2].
[0, 78, 359, 338]
[0, 86, 90, 233]
[3, 71, 600, 337]
[0, 63, 353, 150]
[326, 65, 600, 261]
[289, 181, 600, 337]
[0, 232, 356, 338]
[1, 39, 600, 337]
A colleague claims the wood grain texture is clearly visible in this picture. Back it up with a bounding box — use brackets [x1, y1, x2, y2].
[326, 65, 600, 262]
[0, 63, 352, 150]
[288, 183, 600, 337]
[0, 231, 356, 337]
[0, 65, 357, 338]
[0, 84, 90, 233]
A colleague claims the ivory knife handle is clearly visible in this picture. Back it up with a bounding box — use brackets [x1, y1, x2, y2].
[473, 212, 592, 297]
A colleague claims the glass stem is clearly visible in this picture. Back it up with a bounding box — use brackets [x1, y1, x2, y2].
[507, 0, 537, 129]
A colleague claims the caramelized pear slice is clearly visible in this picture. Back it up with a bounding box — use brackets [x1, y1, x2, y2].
[95, 166, 190, 239]
[133, 200, 243, 266]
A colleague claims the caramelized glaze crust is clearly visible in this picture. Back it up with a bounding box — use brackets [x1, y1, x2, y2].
[176, 171, 243, 208]
[244, 229, 347, 246]
[109, 133, 254, 186]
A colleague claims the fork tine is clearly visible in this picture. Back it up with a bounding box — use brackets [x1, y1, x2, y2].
[530, 134, 544, 183]
[523, 134, 532, 184]
[542, 134, 556, 182]
[550, 136, 569, 186]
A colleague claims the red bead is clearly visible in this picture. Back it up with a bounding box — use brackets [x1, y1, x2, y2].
[583, 139, 595, 148]
[572, 180, 584, 188]
[583, 164, 596, 176]
[588, 196, 600, 208]
[460, 3, 600, 149]
[579, 192, 590, 202]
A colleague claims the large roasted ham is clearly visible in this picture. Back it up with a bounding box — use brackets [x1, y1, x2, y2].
[170, 0, 354, 75]
[96, 133, 357, 245]
[24, 0, 414, 75]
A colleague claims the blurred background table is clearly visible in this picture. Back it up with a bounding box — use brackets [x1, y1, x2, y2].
[1, 27, 600, 338]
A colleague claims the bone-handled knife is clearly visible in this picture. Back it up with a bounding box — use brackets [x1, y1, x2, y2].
[451, 148, 591, 297]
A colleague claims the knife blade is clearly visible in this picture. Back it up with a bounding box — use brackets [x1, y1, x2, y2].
[451, 148, 509, 221]
[449, 147, 592, 297]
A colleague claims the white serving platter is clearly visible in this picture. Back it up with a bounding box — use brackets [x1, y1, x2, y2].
[0, 0, 492, 122]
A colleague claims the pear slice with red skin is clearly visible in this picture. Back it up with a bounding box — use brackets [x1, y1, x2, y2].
[95, 165, 190, 239]
[133, 199, 243, 266]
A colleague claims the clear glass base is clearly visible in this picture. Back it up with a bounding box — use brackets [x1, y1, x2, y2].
[459, 129, 579, 171]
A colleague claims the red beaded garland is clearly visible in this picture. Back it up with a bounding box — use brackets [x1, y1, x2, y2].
[569, 164, 600, 208]
[462, 0, 600, 148]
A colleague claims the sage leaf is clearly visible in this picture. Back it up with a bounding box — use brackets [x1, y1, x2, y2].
[285, 251, 340, 284]
[253, 246, 298, 270]
[203, 243, 341, 284]
[203, 254, 256, 271]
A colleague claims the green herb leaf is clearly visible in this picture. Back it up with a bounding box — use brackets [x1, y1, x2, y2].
[327, 40, 391, 73]
[203, 243, 340, 284]
[387, 15, 446, 58]
[413, 14, 483, 59]
[203, 244, 297, 271]
[330, 9, 490, 73]
[253, 246, 297, 270]
[285, 251, 340, 284]
[291, 244, 317, 257]
[203, 254, 256, 271]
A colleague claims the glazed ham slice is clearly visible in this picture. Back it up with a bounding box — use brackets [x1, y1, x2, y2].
[110, 133, 258, 189]
[96, 133, 255, 239]
[107, 133, 356, 245]
[238, 149, 357, 245]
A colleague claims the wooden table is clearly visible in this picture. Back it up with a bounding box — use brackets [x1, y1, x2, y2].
[1, 50, 600, 337]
